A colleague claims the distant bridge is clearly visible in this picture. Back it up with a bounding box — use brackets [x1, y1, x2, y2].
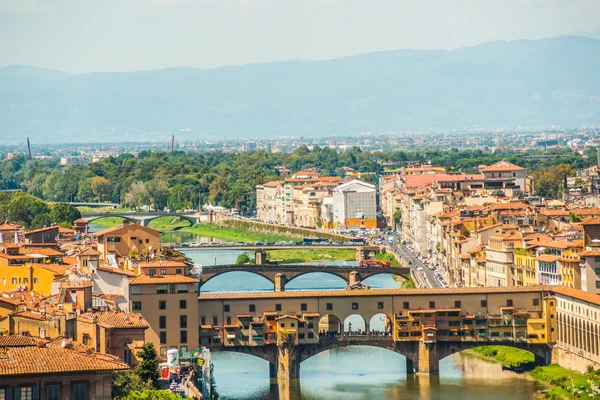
[82, 212, 202, 226]
[199, 263, 411, 291]
[58, 202, 121, 207]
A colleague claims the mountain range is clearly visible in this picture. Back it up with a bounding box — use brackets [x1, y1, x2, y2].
[1, 35, 599, 143]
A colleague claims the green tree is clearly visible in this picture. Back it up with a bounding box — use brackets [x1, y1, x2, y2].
[125, 182, 150, 209]
[393, 210, 402, 227]
[146, 179, 171, 211]
[134, 343, 160, 389]
[124, 390, 181, 400]
[91, 176, 111, 202]
[7, 192, 50, 228]
[50, 202, 82, 227]
[111, 370, 153, 400]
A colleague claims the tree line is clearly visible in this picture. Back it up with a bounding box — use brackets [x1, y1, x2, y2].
[0, 146, 593, 214]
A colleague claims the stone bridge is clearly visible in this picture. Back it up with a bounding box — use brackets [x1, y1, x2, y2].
[211, 336, 551, 380]
[82, 212, 205, 226]
[199, 264, 411, 291]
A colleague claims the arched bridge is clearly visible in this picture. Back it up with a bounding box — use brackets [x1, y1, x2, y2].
[82, 212, 202, 227]
[199, 264, 411, 291]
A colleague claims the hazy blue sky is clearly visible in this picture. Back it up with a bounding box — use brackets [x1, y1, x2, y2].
[1, 0, 599, 73]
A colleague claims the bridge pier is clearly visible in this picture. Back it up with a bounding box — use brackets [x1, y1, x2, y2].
[275, 344, 300, 381]
[255, 250, 267, 265]
[415, 341, 440, 374]
[348, 271, 362, 286]
[275, 273, 287, 292]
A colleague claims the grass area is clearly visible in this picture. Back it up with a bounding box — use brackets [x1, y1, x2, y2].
[147, 216, 192, 231]
[401, 278, 416, 288]
[89, 216, 128, 227]
[181, 223, 295, 243]
[530, 364, 597, 399]
[471, 346, 535, 367]
[267, 249, 356, 264]
[77, 206, 131, 215]
[374, 251, 399, 267]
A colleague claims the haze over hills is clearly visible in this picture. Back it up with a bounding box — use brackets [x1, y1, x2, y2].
[1, 36, 599, 143]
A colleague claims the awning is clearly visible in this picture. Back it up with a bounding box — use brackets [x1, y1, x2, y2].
[226, 334, 236, 339]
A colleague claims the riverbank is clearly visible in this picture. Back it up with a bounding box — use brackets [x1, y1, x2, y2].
[147, 216, 192, 230]
[464, 347, 599, 399]
[181, 223, 296, 243]
[266, 249, 356, 264]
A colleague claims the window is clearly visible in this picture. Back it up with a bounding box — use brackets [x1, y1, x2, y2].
[180, 346, 188, 353]
[177, 284, 188, 293]
[169, 284, 176, 294]
[149, 269, 156, 277]
[132, 301, 142, 311]
[352, 302, 358, 310]
[160, 269, 167, 275]
[180, 315, 187, 328]
[156, 285, 168, 294]
[275, 304, 282, 311]
[223, 304, 230, 312]
[160, 347, 166, 356]
[249, 304, 256, 312]
[15, 386, 39, 400]
[595, 268, 600, 275]
[301, 303, 307, 311]
[201, 317, 206, 325]
[73, 383, 87, 400]
[326, 303, 333, 310]
[378, 302, 384, 309]
[159, 316, 167, 329]
[290, 323, 295, 328]
[226, 316, 232, 325]
[159, 300, 166, 310]
[146, 238, 150, 244]
[403, 301, 410, 309]
[454, 301, 461, 308]
[213, 317, 218, 326]
[82, 334, 89, 346]
[308, 332, 314, 339]
[595, 257, 600, 263]
[108, 237, 121, 243]
[160, 331, 167, 344]
[596, 281, 600, 289]
[23, 278, 28, 284]
[46, 384, 60, 400]
[280, 323, 285, 328]
[481, 300, 487, 307]
[507, 299, 513, 307]
[176, 269, 182, 274]
[299, 322, 305, 328]
[180, 300, 187, 309]
[131, 286, 142, 295]
[123, 342, 133, 366]
[180, 330, 188, 343]
[533, 298, 540, 306]
[12, 278, 16, 284]
[429, 301, 435, 309]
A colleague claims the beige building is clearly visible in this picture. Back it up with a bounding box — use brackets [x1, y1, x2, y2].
[486, 230, 522, 287]
[129, 274, 199, 358]
[95, 220, 160, 261]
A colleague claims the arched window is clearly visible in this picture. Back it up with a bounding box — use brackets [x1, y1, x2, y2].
[123, 342, 133, 366]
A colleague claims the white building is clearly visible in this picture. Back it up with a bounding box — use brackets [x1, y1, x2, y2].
[331, 180, 377, 230]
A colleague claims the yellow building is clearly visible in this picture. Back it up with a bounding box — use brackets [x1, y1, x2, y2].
[0, 263, 69, 296]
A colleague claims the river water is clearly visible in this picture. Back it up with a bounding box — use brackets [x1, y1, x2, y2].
[88, 225, 543, 399]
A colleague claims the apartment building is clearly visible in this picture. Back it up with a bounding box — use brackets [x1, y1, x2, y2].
[486, 231, 522, 287]
[95, 220, 160, 261]
[579, 218, 600, 294]
[331, 180, 377, 230]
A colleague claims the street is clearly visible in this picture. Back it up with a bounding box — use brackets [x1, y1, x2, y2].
[383, 234, 443, 289]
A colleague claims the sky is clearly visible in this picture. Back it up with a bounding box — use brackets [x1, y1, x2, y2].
[1, 0, 600, 74]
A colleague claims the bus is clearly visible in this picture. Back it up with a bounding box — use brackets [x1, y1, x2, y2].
[349, 237, 366, 245]
[359, 260, 391, 268]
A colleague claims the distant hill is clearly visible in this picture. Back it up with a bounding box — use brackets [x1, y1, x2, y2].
[1, 36, 599, 143]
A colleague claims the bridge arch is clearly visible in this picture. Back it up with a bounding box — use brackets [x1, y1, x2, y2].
[361, 270, 410, 281]
[284, 271, 349, 288]
[344, 314, 367, 335]
[86, 215, 137, 225]
[368, 313, 393, 334]
[435, 342, 550, 366]
[200, 270, 275, 288]
[144, 214, 197, 227]
[318, 314, 342, 336]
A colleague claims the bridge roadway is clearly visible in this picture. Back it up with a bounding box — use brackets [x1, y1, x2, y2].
[176, 244, 379, 251]
[199, 263, 411, 291]
[197, 286, 555, 383]
[82, 211, 201, 226]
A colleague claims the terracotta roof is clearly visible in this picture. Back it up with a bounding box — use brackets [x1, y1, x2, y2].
[22, 248, 64, 257]
[551, 286, 600, 307]
[481, 160, 525, 172]
[537, 254, 559, 263]
[404, 174, 483, 188]
[0, 222, 22, 231]
[78, 247, 100, 256]
[74, 218, 89, 223]
[137, 260, 187, 268]
[78, 311, 149, 329]
[96, 265, 138, 277]
[12, 311, 48, 321]
[491, 202, 530, 210]
[540, 210, 570, 217]
[571, 208, 600, 216]
[262, 181, 283, 188]
[580, 249, 600, 257]
[35, 264, 70, 275]
[129, 274, 199, 285]
[94, 223, 159, 238]
[24, 226, 59, 235]
[0, 342, 128, 376]
[0, 335, 40, 347]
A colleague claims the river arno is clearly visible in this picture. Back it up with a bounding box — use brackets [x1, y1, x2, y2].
[211, 349, 543, 400]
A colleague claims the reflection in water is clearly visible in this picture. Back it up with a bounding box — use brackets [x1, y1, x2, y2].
[212, 348, 542, 400]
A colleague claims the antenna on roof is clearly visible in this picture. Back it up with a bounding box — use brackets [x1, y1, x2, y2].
[27, 138, 32, 160]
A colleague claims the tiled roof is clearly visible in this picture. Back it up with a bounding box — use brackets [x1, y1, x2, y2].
[0, 222, 22, 231]
[491, 202, 530, 210]
[537, 254, 559, 263]
[0, 335, 39, 347]
[34, 264, 70, 275]
[481, 160, 525, 172]
[262, 181, 283, 188]
[129, 274, 199, 285]
[571, 208, 600, 216]
[137, 260, 187, 268]
[24, 226, 59, 235]
[97, 265, 138, 277]
[551, 286, 600, 307]
[78, 311, 149, 329]
[0, 343, 129, 375]
[22, 248, 64, 256]
[78, 247, 100, 256]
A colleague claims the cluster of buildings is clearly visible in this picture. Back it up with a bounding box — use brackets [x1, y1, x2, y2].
[256, 169, 377, 230]
[382, 161, 600, 294]
[0, 219, 210, 398]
